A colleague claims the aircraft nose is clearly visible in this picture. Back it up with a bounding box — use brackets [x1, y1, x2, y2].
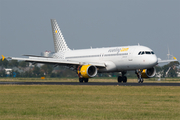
[148, 55, 158, 66]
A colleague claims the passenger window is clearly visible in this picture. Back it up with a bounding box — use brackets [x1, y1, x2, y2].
[138, 52, 141, 55]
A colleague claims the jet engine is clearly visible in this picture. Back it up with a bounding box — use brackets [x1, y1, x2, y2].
[77, 65, 97, 78]
[141, 67, 156, 78]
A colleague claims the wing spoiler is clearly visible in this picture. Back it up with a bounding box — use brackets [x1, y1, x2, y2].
[8, 56, 106, 67]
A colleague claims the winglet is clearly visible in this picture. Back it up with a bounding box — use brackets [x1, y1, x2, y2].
[173, 57, 177, 60]
[1, 55, 5, 61]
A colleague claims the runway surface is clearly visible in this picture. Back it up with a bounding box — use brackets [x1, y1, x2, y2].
[0, 82, 180, 86]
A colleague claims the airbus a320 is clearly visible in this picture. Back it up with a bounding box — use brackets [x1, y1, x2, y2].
[2, 19, 178, 83]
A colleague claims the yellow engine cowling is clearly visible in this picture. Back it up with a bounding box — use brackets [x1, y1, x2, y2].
[141, 67, 156, 78]
[77, 65, 97, 78]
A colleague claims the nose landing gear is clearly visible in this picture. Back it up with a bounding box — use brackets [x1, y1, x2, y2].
[135, 70, 144, 83]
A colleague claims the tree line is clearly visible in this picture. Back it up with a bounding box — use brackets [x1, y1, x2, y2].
[0, 59, 77, 78]
[0, 58, 179, 78]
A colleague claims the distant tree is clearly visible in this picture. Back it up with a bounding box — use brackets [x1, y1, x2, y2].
[50, 73, 57, 77]
[62, 69, 77, 77]
[19, 61, 28, 68]
[41, 64, 53, 76]
[162, 62, 179, 77]
[168, 67, 177, 77]
[0, 70, 6, 77]
[33, 66, 40, 76]
[0, 58, 8, 68]
[155, 66, 162, 73]
[24, 70, 34, 77]
[8, 60, 19, 67]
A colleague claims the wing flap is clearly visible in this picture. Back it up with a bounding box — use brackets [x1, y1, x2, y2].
[9, 57, 106, 67]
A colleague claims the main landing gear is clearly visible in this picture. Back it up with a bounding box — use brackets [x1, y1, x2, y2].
[79, 78, 89, 83]
[135, 70, 144, 83]
[117, 71, 144, 83]
[117, 71, 127, 83]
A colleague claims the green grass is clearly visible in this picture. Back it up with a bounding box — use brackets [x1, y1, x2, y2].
[0, 85, 180, 120]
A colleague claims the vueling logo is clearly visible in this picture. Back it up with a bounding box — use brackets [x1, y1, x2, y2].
[120, 48, 129, 52]
[108, 48, 129, 53]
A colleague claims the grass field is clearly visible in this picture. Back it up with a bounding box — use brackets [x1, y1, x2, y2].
[0, 85, 180, 120]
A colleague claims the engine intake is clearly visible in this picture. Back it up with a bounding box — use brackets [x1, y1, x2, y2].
[77, 65, 97, 78]
[141, 67, 156, 78]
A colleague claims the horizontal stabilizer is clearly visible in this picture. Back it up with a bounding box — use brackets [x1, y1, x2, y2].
[23, 55, 53, 58]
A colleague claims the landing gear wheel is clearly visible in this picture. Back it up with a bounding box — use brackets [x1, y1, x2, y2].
[118, 71, 127, 83]
[79, 78, 89, 83]
[79, 78, 83, 83]
[122, 76, 127, 83]
[118, 76, 122, 83]
[84, 78, 89, 83]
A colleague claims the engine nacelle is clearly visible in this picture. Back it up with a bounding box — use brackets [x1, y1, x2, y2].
[77, 65, 97, 78]
[141, 67, 156, 78]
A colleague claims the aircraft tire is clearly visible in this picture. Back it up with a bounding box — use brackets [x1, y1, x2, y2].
[79, 78, 84, 83]
[118, 76, 122, 83]
[122, 76, 127, 83]
[84, 78, 89, 83]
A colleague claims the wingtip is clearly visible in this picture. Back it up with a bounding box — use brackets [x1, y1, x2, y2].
[173, 57, 177, 60]
[1, 55, 5, 61]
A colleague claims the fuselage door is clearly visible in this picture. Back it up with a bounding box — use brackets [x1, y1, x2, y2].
[128, 48, 135, 61]
[99, 53, 104, 60]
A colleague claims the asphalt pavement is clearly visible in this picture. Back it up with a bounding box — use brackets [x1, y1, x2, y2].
[0, 82, 180, 86]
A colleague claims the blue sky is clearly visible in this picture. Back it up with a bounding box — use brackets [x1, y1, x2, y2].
[0, 0, 180, 61]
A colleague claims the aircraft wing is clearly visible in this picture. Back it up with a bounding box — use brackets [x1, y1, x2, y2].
[7, 56, 106, 67]
[158, 57, 178, 64]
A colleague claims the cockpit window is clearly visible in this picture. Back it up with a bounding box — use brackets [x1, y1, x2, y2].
[145, 51, 151, 54]
[138, 51, 155, 55]
[151, 51, 154, 54]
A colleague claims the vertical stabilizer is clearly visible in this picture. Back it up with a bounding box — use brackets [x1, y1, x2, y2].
[51, 19, 70, 52]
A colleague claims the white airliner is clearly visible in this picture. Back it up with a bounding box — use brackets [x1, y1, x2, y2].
[2, 19, 178, 83]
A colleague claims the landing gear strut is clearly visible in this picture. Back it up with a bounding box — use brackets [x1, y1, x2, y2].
[79, 78, 89, 83]
[117, 71, 127, 83]
[135, 70, 143, 83]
